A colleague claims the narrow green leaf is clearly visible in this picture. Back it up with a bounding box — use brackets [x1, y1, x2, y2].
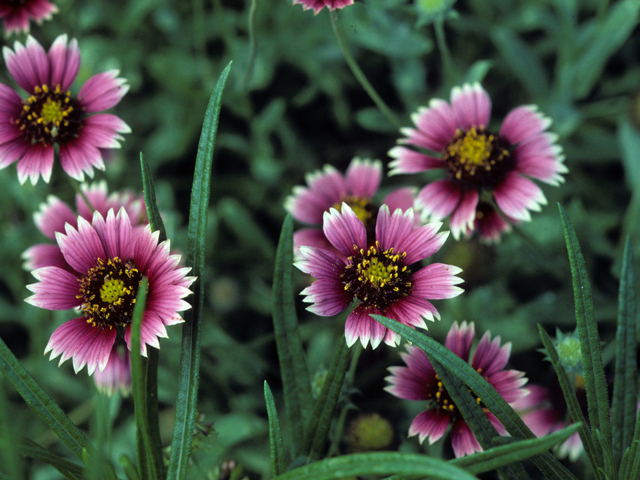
[612, 238, 636, 467]
[490, 27, 549, 100]
[558, 204, 612, 451]
[130, 278, 161, 480]
[0, 336, 93, 461]
[625, 439, 640, 480]
[0, 381, 22, 479]
[371, 315, 579, 480]
[19, 438, 85, 480]
[264, 381, 287, 476]
[140, 152, 167, 242]
[272, 214, 313, 457]
[303, 340, 351, 459]
[572, 0, 640, 99]
[167, 61, 231, 480]
[596, 430, 615, 479]
[119, 454, 141, 480]
[273, 452, 478, 480]
[538, 326, 602, 476]
[429, 360, 530, 480]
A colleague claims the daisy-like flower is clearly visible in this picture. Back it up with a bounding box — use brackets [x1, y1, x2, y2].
[385, 321, 528, 457]
[0, 34, 130, 184]
[93, 345, 131, 396]
[0, 0, 57, 35]
[295, 203, 463, 348]
[388, 83, 567, 241]
[25, 208, 195, 375]
[23, 181, 146, 271]
[285, 158, 416, 257]
[293, 0, 353, 14]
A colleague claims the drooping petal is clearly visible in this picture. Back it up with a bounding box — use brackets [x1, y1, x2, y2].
[416, 180, 462, 221]
[450, 418, 482, 457]
[449, 190, 479, 240]
[409, 410, 452, 444]
[494, 173, 547, 222]
[344, 306, 386, 349]
[16, 143, 54, 185]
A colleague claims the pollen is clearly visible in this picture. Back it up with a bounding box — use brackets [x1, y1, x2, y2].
[443, 126, 512, 190]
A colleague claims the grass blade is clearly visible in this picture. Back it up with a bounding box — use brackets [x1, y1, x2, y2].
[273, 452, 478, 480]
[0, 381, 22, 479]
[264, 381, 287, 476]
[372, 314, 579, 480]
[0, 336, 92, 462]
[303, 340, 351, 459]
[167, 61, 231, 480]
[558, 204, 612, 452]
[140, 152, 167, 242]
[272, 214, 313, 457]
[612, 238, 636, 467]
[19, 438, 85, 480]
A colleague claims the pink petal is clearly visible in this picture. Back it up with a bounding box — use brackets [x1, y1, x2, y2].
[22, 243, 68, 270]
[344, 306, 386, 348]
[33, 195, 77, 239]
[300, 279, 350, 317]
[345, 158, 381, 198]
[0, 137, 29, 169]
[449, 190, 479, 240]
[323, 204, 366, 257]
[285, 165, 347, 225]
[48, 34, 80, 91]
[57, 215, 106, 274]
[91, 208, 132, 260]
[488, 369, 528, 403]
[381, 187, 416, 213]
[78, 70, 129, 113]
[375, 205, 415, 252]
[58, 137, 106, 181]
[407, 99, 459, 151]
[25, 267, 80, 310]
[409, 409, 452, 444]
[450, 418, 482, 457]
[494, 173, 546, 221]
[450, 83, 492, 131]
[416, 180, 461, 221]
[388, 146, 443, 175]
[411, 264, 464, 300]
[499, 105, 552, 145]
[16, 143, 54, 185]
[471, 332, 511, 376]
[293, 228, 335, 259]
[295, 246, 346, 279]
[386, 295, 438, 325]
[445, 321, 475, 360]
[395, 223, 448, 264]
[4, 36, 49, 93]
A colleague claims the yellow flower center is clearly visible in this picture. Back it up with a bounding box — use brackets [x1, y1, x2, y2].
[333, 196, 373, 225]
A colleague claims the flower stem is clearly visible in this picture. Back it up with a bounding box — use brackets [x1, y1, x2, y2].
[242, 0, 260, 88]
[69, 178, 94, 214]
[434, 17, 456, 87]
[330, 10, 402, 130]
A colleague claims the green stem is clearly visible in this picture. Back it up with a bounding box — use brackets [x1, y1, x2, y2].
[243, 0, 260, 88]
[330, 10, 402, 130]
[433, 17, 455, 87]
[68, 178, 94, 214]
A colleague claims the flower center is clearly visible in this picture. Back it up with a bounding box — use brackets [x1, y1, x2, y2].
[340, 241, 412, 311]
[16, 84, 84, 146]
[78, 257, 144, 329]
[443, 126, 512, 190]
[333, 196, 376, 232]
[430, 371, 489, 416]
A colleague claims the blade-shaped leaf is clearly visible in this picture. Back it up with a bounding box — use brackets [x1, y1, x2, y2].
[558, 205, 612, 452]
[612, 238, 636, 467]
[0, 336, 93, 462]
[119, 454, 141, 480]
[19, 438, 85, 480]
[538, 325, 602, 477]
[371, 315, 579, 480]
[130, 278, 161, 480]
[303, 340, 351, 459]
[140, 152, 167, 242]
[264, 381, 286, 476]
[272, 214, 313, 457]
[273, 452, 478, 480]
[429, 360, 530, 480]
[167, 61, 231, 480]
[0, 381, 22, 479]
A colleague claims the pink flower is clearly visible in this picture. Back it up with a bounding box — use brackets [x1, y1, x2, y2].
[93, 345, 131, 396]
[22, 181, 147, 271]
[388, 83, 567, 241]
[285, 158, 416, 257]
[295, 203, 463, 348]
[0, 0, 57, 35]
[25, 208, 195, 375]
[0, 34, 130, 184]
[385, 321, 529, 457]
[292, 0, 353, 14]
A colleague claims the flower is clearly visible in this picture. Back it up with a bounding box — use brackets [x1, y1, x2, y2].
[93, 345, 131, 396]
[285, 158, 416, 257]
[22, 181, 147, 271]
[295, 203, 463, 348]
[0, 0, 57, 35]
[292, 0, 353, 14]
[388, 83, 567, 241]
[385, 321, 528, 457]
[512, 383, 583, 461]
[0, 34, 130, 184]
[25, 208, 195, 375]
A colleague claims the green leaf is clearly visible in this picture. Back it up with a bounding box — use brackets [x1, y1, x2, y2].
[19, 438, 85, 480]
[572, 0, 640, 99]
[167, 61, 231, 480]
[273, 452, 478, 480]
[429, 360, 530, 480]
[0, 336, 93, 462]
[130, 278, 161, 480]
[538, 326, 602, 476]
[303, 340, 351, 459]
[0, 381, 22, 479]
[371, 315, 579, 480]
[490, 26, 549, 101]
[558, 204, 612, 452]
[140, 152, 167, 242]
[612, 238, 637, 467]
[264, 381, 287, 476]
[272, 214, 313, 457]
[119, 454, 141, 480]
